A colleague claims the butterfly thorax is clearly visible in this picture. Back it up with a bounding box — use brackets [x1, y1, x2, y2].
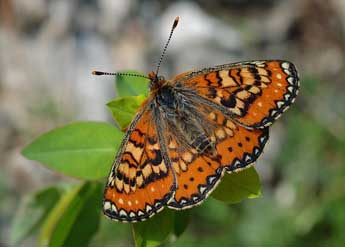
[156, 85, 178, 109]
[155, 85, 216, 155]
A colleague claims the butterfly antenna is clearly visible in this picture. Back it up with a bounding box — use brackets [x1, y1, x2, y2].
[91, 70, 149, 79]
[155, 16, 180, 76]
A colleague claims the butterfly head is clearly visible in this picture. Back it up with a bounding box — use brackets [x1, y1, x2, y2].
[148, 71, 166, 91]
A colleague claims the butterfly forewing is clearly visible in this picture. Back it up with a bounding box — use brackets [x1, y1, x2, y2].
[175, 60, 299, 128]
[103, 104, 176, 222]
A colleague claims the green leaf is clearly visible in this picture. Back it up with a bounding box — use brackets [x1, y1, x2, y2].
[89, 216, 132, 246]
[22, 122, 123, 180]
[10, 186, 64, 245]
[132, 209, 190, 247]
[107, 95, 147, 130]
[212, 166, 261, 204]
[38, 184, 83, 247]
[132, 209, 174, 247]
[38, 182, 102, 247]
[63, 182, 103, 246]
[173, 210, 190, 238]
[116, 70, 149, 97]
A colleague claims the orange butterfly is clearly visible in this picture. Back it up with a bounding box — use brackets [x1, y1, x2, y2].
[93, 17, 300, 222]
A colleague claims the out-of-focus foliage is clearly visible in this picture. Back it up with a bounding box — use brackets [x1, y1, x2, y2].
[38, 182, 102, 247]
[1, 0, 345, 246]
[10, 186, 65, 245]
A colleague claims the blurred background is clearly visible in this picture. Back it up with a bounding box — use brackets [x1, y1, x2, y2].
[1, 0, 345, 246]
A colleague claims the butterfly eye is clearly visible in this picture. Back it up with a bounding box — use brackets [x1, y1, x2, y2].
[157, 76, 165, 82]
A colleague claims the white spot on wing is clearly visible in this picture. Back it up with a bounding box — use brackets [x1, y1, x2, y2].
[199, 185, 207, 194]
[234, 160, 241, 167]
[146, 205, 152, 213]
[119, 210, 127, 217]
[277, 101, 284, 108]
[259, 136, 267, 143]
[245, 155, 252, 162]
[208, 175, 217, 184]
[282, 62, 290, 69]
[104, 201, 111, 210]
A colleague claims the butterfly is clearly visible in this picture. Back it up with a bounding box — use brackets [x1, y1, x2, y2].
[93, 17, 300, 222]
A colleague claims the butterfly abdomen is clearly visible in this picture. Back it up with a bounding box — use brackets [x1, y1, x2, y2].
[155, 86, 216, 155]
[190, 134, 214, 154]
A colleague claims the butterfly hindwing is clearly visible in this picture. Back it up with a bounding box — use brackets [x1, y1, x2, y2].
[175, 60, 299, 128]
[103, 104, 176, 222]
[163, 128, 223, 209]
[164, 102, 269, 209]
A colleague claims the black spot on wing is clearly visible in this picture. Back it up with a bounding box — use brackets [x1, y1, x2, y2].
[221, 94, 236, 108]
[151, 149, 163, 166]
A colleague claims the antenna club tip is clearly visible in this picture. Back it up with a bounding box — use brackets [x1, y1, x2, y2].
[92, 70, 103, 76]
[173, 16, 180, 29]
